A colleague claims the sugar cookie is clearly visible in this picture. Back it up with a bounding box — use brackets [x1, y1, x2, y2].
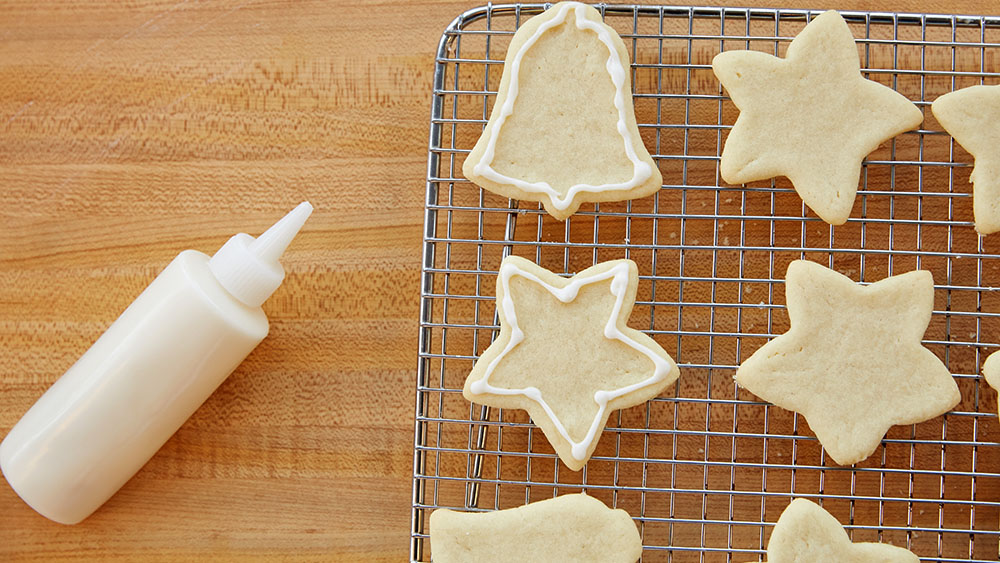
[932, 85, 1000, 234]
[747, 498, 919, 562]
[734, 260, 959, 465]
[464, 256, 679, 470]
[712, 10, 922, 225]
[983, 350, 1000, 417]
[463, 1, 661, 220]
[429, 493, 642, 563]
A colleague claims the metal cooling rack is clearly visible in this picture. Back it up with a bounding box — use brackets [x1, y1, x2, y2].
[413, 4, 1000, 561]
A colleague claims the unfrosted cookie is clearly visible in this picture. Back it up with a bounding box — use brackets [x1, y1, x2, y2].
[932, 85, 1000, 234]
[983, 350, 1000, 417]
[745, 498, 918, 562]
[735, 260, 959, 465]
[429, 493, 642, 563]
[464, 256, 679, 470]
[462, 1, 661, 220]
[712, 10, 922, 225]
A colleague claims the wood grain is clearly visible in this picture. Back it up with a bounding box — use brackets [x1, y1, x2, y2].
[0, 1, 997, 561]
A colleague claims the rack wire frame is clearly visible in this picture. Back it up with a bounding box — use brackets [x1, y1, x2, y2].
[412, 4, 1000, 561]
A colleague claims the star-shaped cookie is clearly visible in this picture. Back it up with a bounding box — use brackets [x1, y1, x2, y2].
[735, 260, 960, 465]
[430, 493, 642, 563]
[932, 85, 1000, 234]
[463, 1, 662, 220]
[464, 256, 679, 470]
[983, 350, 1000, 417]
[744, 498, 919, 562]
[712, 10, 923, 225]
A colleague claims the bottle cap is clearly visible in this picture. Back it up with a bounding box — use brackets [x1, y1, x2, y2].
[208, 202, 313, 307]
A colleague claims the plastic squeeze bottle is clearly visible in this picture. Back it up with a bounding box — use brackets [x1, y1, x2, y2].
[0, 202, 313, 524]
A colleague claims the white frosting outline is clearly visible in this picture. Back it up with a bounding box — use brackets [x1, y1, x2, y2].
[471, 2, 653, 211]
[470, 260, 673, 462]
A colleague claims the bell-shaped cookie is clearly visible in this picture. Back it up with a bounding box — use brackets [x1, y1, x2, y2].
[463, 1, 661, 220]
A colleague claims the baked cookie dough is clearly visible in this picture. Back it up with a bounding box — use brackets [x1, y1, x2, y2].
[750, 498, 919, 562]
[429, 493, 642, 563]
[464, 256, 679, 470]
[712, 10, 922, 225]
[463, 1, 662, 220]
[735, 260, 960, 465]
[932, 85, 1000, 234]
[983, 350, 1000, 417]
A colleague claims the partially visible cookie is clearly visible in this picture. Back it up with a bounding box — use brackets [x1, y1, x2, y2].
[932, 85, 1000, 234]
[749, 498, 919, 562]
[429, 493, 642, 563]
[712, 10, 922, 225]
[735, 260, 960, 465]
[983, 350, 1000, 417]
[463, 1, 661, 220]
[464, 256, 679, 470]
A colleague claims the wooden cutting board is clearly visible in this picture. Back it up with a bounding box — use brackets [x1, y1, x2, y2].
[0, 0, 997, 560]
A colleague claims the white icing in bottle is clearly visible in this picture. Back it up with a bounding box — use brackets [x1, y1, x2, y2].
[471, 2, 652, 211]
[469, 261, 672, 462]
[0, 203, 312, 525]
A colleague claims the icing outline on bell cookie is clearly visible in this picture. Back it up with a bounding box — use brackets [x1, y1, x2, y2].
[469, 1, 653, 212]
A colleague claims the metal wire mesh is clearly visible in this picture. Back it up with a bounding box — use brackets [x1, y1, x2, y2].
[412, 4, 1000, 561]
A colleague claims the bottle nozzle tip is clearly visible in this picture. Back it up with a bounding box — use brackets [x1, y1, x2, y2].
[249, 202, 314, 263]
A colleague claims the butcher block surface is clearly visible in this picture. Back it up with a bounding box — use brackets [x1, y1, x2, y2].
[0, 0, 997, 560]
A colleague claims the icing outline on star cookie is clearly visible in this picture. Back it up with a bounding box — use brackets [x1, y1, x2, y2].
[469, 259, 674, 462]
[469, 1, 653, 212]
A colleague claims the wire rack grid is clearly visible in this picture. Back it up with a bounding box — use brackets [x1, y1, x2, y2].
[413, 3, 1000, 562]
